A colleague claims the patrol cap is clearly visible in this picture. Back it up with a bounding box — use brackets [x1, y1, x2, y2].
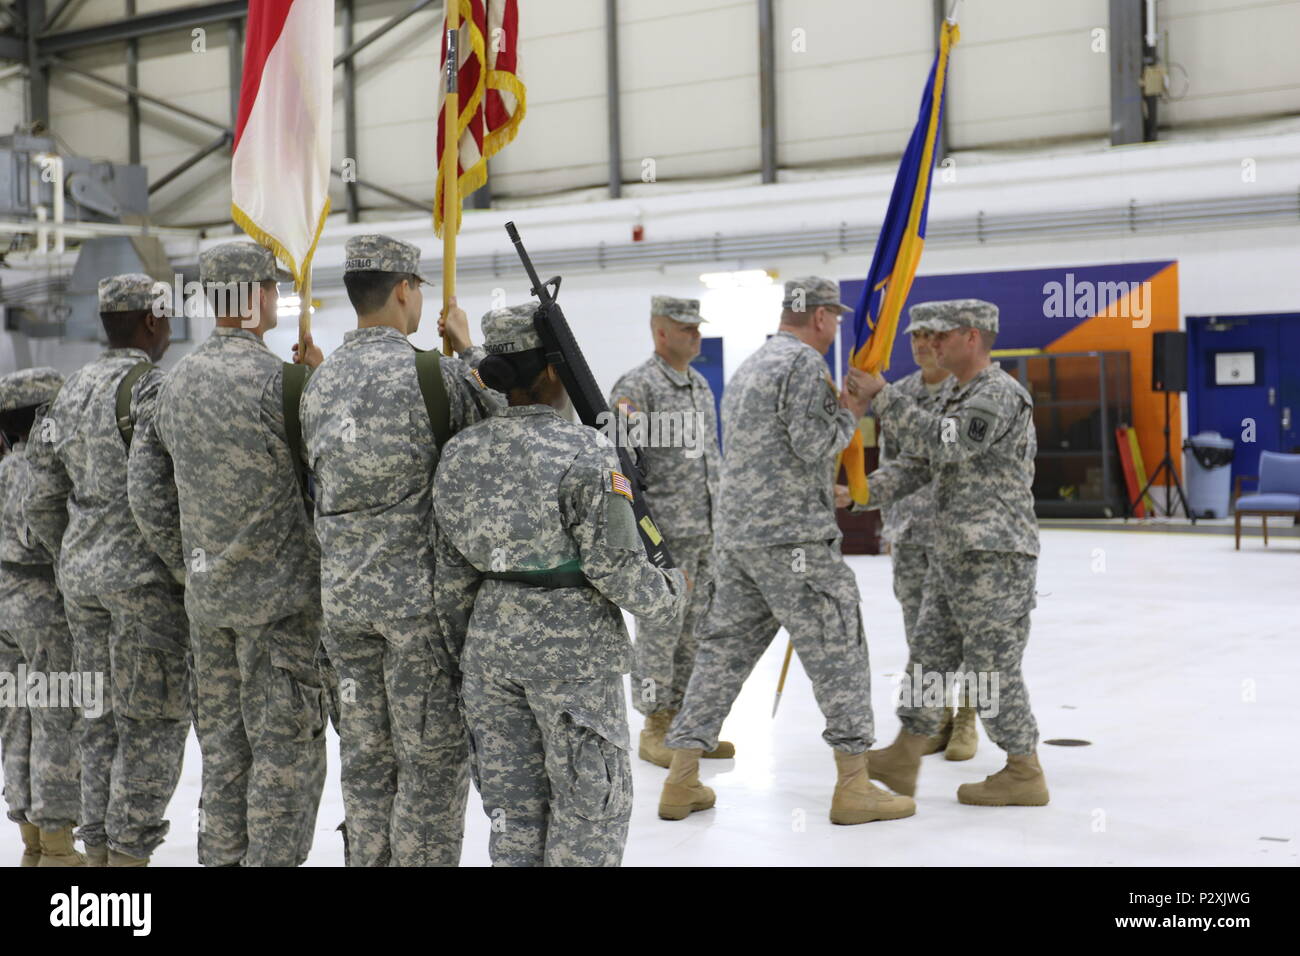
[481, 303, 542, 355]
[344, 234, 430, 284]
[781, 276, 852, 314]
[909, 299, 999, 334]
[651, 295, 705, 325]
[902, 315, 939, 336]
[98, 272, 164, 314]
[199, 241, 292, 285]
[0, 367, 63, 413]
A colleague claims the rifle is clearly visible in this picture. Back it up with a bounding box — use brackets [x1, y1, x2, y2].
[504, 221, 674, 570]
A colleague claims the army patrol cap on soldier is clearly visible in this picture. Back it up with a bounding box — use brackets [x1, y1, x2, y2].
[481, 303, 542, 355]
[902, 309, 941, 336]
[99, 272, 164, 314]
[782, 276, 852, 313]
[651, 296, 705, 325]
[344, 234, 430, 285]
[910, 298, 999, 334]
[0, 366, 63, 413]
[199, 241, 292, 285]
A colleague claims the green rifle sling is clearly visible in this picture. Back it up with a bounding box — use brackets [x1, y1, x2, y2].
[282, 362, 310, 495]
[415, 349, 452, 449]
[115, 361, 154, 447]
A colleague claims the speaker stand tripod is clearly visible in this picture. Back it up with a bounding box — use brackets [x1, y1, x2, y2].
[1131, 390, 1195, 523]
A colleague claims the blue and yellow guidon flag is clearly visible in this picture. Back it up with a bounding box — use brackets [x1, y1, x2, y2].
[843, 17, 959, 506]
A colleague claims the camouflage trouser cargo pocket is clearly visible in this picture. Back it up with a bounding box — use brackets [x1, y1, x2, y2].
[803, 564, 866, 652]
[948, 551, 1037, 621]
[116, 627, 189, 722]
[554, 704, 632, 824]
[269, 633, 328, 746]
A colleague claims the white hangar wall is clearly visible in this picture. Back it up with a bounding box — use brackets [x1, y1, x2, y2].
[1, 0, 1296, 227]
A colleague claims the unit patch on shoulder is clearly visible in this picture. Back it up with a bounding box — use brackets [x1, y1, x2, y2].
[967, 416, 989, 442]
[609, 470, 634, 501]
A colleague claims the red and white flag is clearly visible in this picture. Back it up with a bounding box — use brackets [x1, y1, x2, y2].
[231, 0, 333, 290]
[435, 0, 526, 237]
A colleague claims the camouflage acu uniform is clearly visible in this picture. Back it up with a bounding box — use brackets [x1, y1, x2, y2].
[668, 278, 876, 754]
[0, 369, 82, 832]
[23, 278, 190, 861]
[299, 234, 495, 867]
[608, 297, 720, 716]
[433, 306, 686, 867]
[128, 243, 326, 866]
[863, 300, 1041, 755]
[879, 358, 947, 688]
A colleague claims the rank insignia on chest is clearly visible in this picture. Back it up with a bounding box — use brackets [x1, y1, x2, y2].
[967, 417, 989, 442]
[609, 470, 634, 501]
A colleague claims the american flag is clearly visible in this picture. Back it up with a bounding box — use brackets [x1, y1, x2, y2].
[434, 0, 526, 237]
[610, 471, 634, 502]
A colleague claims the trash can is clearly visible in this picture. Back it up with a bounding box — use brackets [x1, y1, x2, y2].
[1183, 431, 1234, 518]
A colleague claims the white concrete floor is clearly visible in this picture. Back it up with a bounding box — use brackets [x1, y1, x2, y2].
[5, 529, 1296, 867]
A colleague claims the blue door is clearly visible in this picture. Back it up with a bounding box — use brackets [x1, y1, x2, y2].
[1187, 313, 1300, 486]
[692, 336, 725, 444]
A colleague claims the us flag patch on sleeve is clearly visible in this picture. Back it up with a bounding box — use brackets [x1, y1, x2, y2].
[610, 470, 634, 501]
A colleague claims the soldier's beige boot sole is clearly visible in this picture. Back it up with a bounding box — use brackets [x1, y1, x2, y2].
[658, 784, 716, 821]
[829, 797, 917, 825]
[956, 783, 1050, 806]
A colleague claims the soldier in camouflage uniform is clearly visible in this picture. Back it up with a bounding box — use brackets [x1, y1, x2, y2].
[301, 234, 496, 867]
[24, 276, 190, 867]
[855, 299, 1049, 806]
[877, 312, 977, 760]
[433, 304, 687, 867]
[661, 278, 915, 826]
[607, 296, 733, 767]
[0, 368, 84, 866]
[128, 243, 328, 865]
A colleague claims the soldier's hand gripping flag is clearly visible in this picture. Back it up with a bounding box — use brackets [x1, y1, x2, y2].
[841, 14, 960, 506]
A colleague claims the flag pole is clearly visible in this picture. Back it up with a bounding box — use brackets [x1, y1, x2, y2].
[298, 271, 311, 352]
[441, 4, 460, 356]
[772, 641, 794, 717]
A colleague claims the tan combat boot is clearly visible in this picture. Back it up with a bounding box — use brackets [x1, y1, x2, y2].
[866, 728, 930, 796]
[19, 822, 42, 867]
[830, 751, 916, 825]
[83, 843, 108, 867]
[661, 709, 735, 760]
[657, 748, 716, 821]
[945, 705, 979, 761]
[921, 708, 954, 755]
[36, 827, 86, 867]
[638, 710, 674, 768]
[957, 752, 1049, 806]
[107, 848, 149, 867]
